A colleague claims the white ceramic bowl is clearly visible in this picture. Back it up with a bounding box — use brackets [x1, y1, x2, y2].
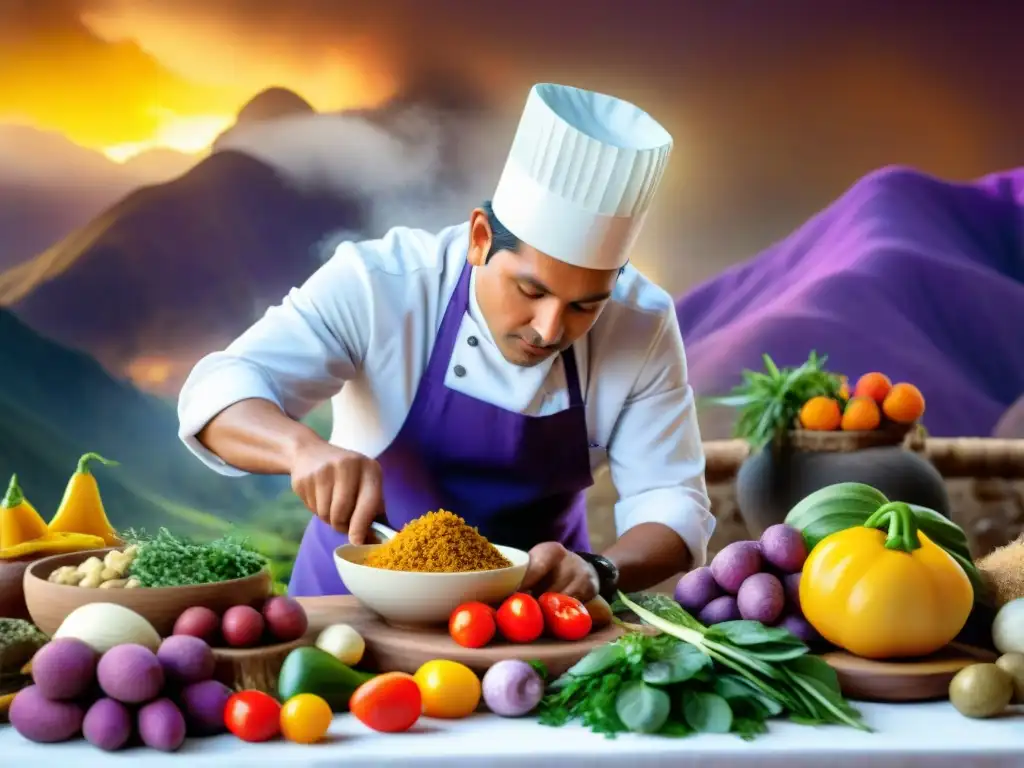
[334, 541, 529, 626]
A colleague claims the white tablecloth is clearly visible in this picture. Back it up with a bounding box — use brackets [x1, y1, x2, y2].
[2, 702, 1021, 767]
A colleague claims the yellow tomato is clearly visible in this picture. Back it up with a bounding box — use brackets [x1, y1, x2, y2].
[280, 693, 333, 744]
[413, 659, 481, 719]
[800, 501, 973, 660]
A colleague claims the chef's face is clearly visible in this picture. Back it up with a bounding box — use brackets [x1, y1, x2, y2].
[467, 207, 618, 367]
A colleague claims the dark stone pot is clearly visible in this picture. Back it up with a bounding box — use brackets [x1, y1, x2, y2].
[735, 444, 997, 650]
[735, 445, 950, 537]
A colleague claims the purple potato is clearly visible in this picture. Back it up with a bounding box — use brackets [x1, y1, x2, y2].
[709, 541, 763, 594]
[737, 572, 785, 624]
[698, 595, 741, 625]
[98, 644, 165, 704]
[157, 635, 215, 685]
[138, 698, 187, 752]
[83, 698, 134, 751]
[673, 567, 723, 613]
[30, 638, 98, 701]
[759, 524, 808, 574]
[776, 612, 821, 644]
[179, 679, 232, 736]
[8, 685, 84, 743]
[783, 572, 802, 608]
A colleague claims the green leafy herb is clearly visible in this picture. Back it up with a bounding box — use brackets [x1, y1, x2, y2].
[123, 527, 268, 587]
[526, 659, 550, 680]
[616, 681, 672, 733]
[707, 351, 844, 450]
[682, 691, 733, 734]
[0, 619, 48, 676]
[618, 593, 870, 732]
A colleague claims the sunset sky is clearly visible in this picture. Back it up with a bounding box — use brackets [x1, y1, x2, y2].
[3, 0, 1024, 268]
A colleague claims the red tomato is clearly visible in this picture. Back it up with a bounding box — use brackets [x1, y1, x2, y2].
[224, 690, 282, 743]
[496, 593, 544, 643]
[349, 672, 422, 733]
[449, 602, 497, 648]
[539, 592, 593, 641]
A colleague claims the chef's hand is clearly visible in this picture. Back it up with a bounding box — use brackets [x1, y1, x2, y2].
[289, 441, 384, 545]
[520, 542, 600, 603]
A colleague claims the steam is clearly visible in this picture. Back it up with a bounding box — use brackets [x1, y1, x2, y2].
[214, 97, 514, 247]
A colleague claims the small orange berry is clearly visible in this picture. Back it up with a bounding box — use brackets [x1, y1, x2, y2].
[799, 396, 842, 431]
[837, 375, 850, 400]
[882, 382, 926, 424]
[841, 396, 882, 431]
[853, 372, 892, 404]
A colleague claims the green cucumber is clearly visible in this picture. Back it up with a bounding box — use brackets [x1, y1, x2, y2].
[277, 646, 378, 711]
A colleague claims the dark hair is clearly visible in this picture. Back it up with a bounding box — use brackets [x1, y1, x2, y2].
[481, 200, 521, 262]
[480, 199, 626, 274]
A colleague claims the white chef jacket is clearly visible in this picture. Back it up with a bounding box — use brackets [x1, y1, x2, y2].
[177, 223, 715, 565]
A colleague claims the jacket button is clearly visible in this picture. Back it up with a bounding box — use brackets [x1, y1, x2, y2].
[453, 365, 467, 377]
[467, 336, 479, 347]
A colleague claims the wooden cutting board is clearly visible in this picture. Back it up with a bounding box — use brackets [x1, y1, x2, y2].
[821, 643, 998, 702]
[298, 595, 622, 677]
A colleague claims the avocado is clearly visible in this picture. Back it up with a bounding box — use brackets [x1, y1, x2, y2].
[277, 646, 378, 711]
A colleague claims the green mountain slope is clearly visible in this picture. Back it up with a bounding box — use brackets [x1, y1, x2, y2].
[0, 308, 303, 559]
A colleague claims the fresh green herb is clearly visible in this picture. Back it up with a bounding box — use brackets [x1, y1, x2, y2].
[123, 527, 268, 587]
[0, 619, 48, 676]
[540, 593, 870, 740]
[707, 351, 843, 450]
[618, 593, 869, 732]
[526, 659, 550, 680]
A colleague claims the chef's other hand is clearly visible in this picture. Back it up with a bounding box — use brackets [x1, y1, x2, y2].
[520, 542, 599, 603]
[289, 441, 384, 545]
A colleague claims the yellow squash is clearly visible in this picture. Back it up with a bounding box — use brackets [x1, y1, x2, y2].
[800, 501, 973, 660]
[0, 474, 106, 560]
[0, 474, 48, 551]
[47, 453, 122, 546]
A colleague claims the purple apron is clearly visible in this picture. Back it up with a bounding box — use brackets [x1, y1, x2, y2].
[288, 260, 595, 597]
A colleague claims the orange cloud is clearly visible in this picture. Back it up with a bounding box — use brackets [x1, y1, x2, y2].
[0, 1, 400, 159]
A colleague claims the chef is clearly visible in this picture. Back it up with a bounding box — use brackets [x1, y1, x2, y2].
[177, 82, 714, 602]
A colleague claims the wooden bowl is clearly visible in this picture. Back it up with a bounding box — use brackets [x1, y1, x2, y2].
[0, 556, 44, 620]
[23, 548, 273, 636]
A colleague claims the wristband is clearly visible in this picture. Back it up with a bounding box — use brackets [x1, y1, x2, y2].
[575, 551, 620, 602]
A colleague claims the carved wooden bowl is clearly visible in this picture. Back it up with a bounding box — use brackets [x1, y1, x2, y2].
[23, 548, 273, 636]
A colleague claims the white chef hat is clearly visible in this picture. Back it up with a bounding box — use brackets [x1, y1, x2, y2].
[491, 83, 673, 271]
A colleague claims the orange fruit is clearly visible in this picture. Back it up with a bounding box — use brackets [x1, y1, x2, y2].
[853, 372, 892, 404]
[882, 382, 926, 424]
[837, 375, 850, 400]
[841, 396, 881, 431]
[799, 396, 842, 431]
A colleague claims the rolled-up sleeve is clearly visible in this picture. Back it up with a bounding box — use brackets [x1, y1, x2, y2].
[606, 307, 715, 567]
[177, 241, 375, 475]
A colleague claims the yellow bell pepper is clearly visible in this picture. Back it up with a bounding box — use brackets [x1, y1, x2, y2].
[800, 501, 973, 660]
[47, 452, 123, 546]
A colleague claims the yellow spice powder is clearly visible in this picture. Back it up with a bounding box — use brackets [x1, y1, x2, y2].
[363, 510, 512, 573]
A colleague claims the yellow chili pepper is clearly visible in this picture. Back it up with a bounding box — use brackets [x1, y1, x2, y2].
[800, 501, 973, 660]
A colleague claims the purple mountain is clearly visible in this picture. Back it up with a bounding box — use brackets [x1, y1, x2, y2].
[5, 150, 363, 394]
[677, 166, 1024, 438]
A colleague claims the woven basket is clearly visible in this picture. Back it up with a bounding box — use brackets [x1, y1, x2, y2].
[783, 421, 915, 453]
